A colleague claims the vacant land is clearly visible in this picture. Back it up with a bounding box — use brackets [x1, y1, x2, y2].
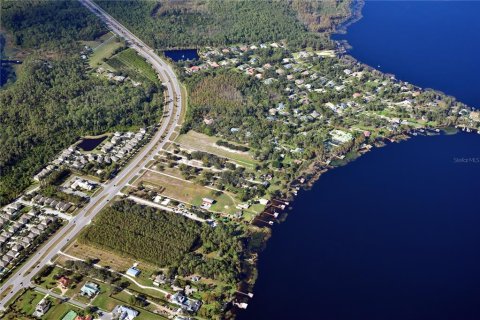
[88, 36, 121, 63]
[175, 131, 257, 168]
[87, 32, 123, 67]
[116, 48, 158, 82]
[136, 169, 237, 212]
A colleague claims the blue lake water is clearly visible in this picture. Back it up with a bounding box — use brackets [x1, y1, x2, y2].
[240, 2, 480, 320]
[334, 1, 480, 109]
[163, 49, 199, 62]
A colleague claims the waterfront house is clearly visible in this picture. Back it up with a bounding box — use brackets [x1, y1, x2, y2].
[170, 292, 201, 313]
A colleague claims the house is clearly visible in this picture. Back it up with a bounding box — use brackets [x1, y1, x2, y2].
[329, 130, 353, 145]
[153, 273, 167, 286]
[126, 267, 141, 277]
[11, 243, 24, 253]
[201, 198, 215, 210]
[1, 255, 12, 264]
[10, 202, 23, 211]
[20, 237, 31, 248]
[236, 203, 250, 210]
[80, 282, 100, 298]
[113, 305, 139, 320]
[0, 235, 8, 244]
[58, 276, 71, 289]
[6, 250, 17, 260]
[258, 199, 269, 206]
[170, 292, 201, 313]
[33, 297, 51, 317]
[60, 203, 72, 212]
[30, 228, 42, 236]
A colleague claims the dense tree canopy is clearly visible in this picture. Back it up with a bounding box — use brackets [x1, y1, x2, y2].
[0, 1, 163, 205]
[96, 0, 351, 50]
[1, 0, 105, 50]
[81, 200, 246, 284]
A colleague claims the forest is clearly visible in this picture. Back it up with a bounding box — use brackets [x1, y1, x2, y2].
[81, 200, 246, 284]
[80, 200, 200, 266]
[96, 0, 352, 50]
[0, 1, 163, 205]
[0, 0, 105, 51]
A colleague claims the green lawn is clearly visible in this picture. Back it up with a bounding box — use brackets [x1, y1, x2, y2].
[42, 301, 82, 320]
[116, 49, 158, 83]
[88, 33, 123, 67]
[175, 131, 258, 168]
[106, 48, 158, 83]
[37, 266, 63, 290]
[91, 283, 116, 311]
[16, 290, 45, 315]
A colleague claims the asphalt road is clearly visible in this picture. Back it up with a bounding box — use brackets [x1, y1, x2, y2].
[0, 0, 183, 310]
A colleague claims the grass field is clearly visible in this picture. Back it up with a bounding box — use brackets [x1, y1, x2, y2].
[87, 32, 123, 67]
[107, 48, 158, 83]
[14, 290, 44, 315]
[4, 288, 81, 320]
[64, 242, 158, 279]
[36, 266, 63, 291]
[136, 170, 238, 213]
[42, 301, 81, 320]
[175, 131, 258, 168]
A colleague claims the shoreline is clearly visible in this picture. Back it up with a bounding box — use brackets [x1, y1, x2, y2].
[333, 0, 366, 35]
[234, 127, 478, 317]
[232, 0, 478, 309]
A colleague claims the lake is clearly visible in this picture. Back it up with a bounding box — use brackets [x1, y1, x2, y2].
[240, 2, 480, 320]
[333, 1, 480, 109]
[163, 49, 199, 62]
[77, 136, 107, 151]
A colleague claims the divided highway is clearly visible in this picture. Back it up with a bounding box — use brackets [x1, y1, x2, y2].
[0, 0, 183, 309]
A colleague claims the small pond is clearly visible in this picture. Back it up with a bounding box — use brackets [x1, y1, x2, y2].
[77, 136, 107, 151]
[164, 49, 199, 62]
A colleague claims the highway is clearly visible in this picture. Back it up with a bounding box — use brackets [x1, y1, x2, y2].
[0, 0, 183, 310]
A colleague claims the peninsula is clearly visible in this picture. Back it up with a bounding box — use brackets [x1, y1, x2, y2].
[0, 1, 478, 320]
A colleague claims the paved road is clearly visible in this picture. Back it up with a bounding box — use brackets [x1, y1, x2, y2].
[0, 0, 183, 310]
